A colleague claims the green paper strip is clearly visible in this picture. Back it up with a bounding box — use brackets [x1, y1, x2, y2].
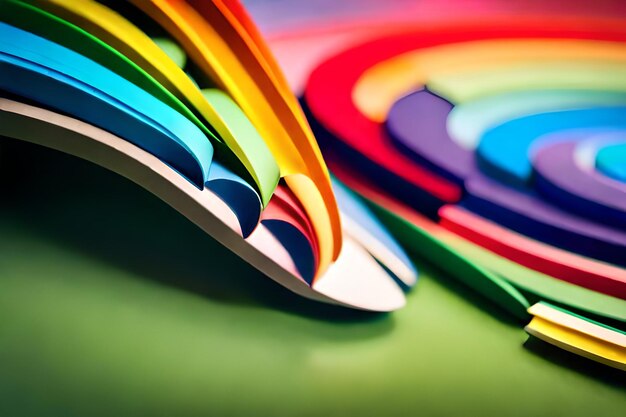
[439, 234, 626, 323]
[354, 185, 626, 322]
[153, 37, 187, 69]
[13, 0, 278, 206]
[202, 89, 279, 206]
[342, 172, 626, 321]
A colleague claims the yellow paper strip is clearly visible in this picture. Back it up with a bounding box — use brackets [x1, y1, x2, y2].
[353, 39, 626, 122]
[525, 303, 626, 370]
[130, 0, 342, 278]
[29, 0, 279, 206]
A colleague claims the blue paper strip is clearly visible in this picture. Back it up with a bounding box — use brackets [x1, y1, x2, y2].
[0, 22, 213, 187]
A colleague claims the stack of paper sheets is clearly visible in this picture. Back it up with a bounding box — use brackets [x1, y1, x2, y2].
[0, 0, 418, 312]
[248, 0, 626, 369]
[2, 0, 625, 371]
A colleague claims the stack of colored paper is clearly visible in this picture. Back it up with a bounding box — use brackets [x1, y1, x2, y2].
[247, 0, 626, 369]
[2, 0, 625, 372]
[0, 0, 418, 312]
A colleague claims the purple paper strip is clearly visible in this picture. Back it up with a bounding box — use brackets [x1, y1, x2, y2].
[463, 175, 626, 267]
[533, 139, 626, 230]
[385, 89, 626, 266]
[386, 89, 470, 184]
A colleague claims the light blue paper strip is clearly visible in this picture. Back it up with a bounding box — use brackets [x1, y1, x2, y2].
[0, 22, 213, 187]
[597, 142, 626, 184]
[333, 178, 417, 287]
[448, 90, 626, 151]
[477, 106, 626, 187]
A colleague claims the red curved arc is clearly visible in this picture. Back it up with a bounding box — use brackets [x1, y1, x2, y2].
[262, 184, 320, 271]
[439, 205, 626, 299]
[304, 17, 626, 205]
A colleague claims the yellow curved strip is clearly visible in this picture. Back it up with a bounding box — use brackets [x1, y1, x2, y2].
[429, 62, 626, 104]
[29, 0, 279, 207]
[353, 39, 626, 122]
[130, 0, 341, 278]
[202, 0, 312, 134]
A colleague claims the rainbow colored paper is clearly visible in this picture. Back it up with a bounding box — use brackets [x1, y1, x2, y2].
[1, 0, 625, 372]
[0, 0, 417, 312]
[253, 0, 626, 369]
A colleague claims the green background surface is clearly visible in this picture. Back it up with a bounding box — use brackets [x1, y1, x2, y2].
[0, 139, 624, 417]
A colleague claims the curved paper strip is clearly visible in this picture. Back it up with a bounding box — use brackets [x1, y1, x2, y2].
[346, 169, 626, 321]
[478, 107, 626, 188]
[206, 162, 261, 238]
[329, 163, 529, 320]
[244, 223, 300, 280]
[0, 98, 405, 312]
[341, 26, 626, 160]
[386, 89, 466, 184]
[262, 185, 319, 283]
[533, 140, 626, 229]
[385, 89, 626, 265]
[312, 235, 406, 312]
[464, 175, 626, 268]
[441, 235, 626, 323]
[130, 0, 342, 278]
[216, 0, 293, 94]
[332, 178, 417, 287]
[440, 206, 626, 300]
[388, 91, 626, 187]
[597, 143, 626, 183]
[305, 19, 626, 216]
[152, 37, 187, 68]
[575, 131, 626, 175]
[201, 89, 279, 206]
[530, 303, 626, 344]
[28, 0, 278, 204]
[338, 164, 626, 321]
[0, 23, 212, 187]
[525, 303, 626, 370]
[271, 185, 320, 265]
[431, 62, 626, 104]
[449, 90, 626, 151]
[353, 38, 626, 123]
[575, 133, 626, 219]
[261, 217, 313, 282]
[190, 0, 312, 141]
